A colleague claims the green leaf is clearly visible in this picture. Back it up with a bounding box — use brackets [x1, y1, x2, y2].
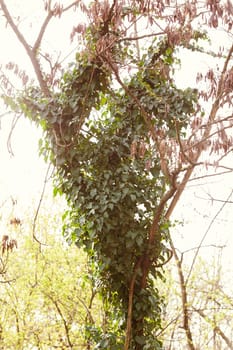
[90, 188, 97, 197]
[135, 335, 146, 345]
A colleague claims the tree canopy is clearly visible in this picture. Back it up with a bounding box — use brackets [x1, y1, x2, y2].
[0, 1, 233, 349]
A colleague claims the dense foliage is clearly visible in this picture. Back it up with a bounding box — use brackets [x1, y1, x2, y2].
[0, 202, 99, 349]
[0, 199, 232, 350]
[1, 0, 233, 349]
[19, 36, 197, 348]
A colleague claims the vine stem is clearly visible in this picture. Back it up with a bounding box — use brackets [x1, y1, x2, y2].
[124, 257, 143, 350]
[112, 36, 233, 349]
[141, 185, 177, 288]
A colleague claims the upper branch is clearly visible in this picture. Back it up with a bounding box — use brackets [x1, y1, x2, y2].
[0, 0, 50, 96]
[32, 11, 53, 54]
[165, 43, 233, 220]
[62, 0, 80, 13]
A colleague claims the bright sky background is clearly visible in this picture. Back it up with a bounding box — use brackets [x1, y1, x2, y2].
[0, 0, 233, 279]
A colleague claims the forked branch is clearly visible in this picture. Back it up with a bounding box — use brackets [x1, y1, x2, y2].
[165, 43, 233, 220]
[0, 0, 50, 95]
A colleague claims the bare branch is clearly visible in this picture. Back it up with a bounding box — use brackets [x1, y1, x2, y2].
[196, 192, 233, 204]
[46, 294, 73, 349]
[193, 307, 233, 349]
[169, 241, 196, 350]
[33, 0, 81, 53]
[7, 114, 20, 156]
[166, 43, 233, 220]
[62, 0, 80, 13]
[32, 11, 53, 54]
[118, 32, 165, 43]
[181, 244, 226, 255]
[202, 163, 233, 172]
[185, 188, 233, 285]
[188, 169, 233, 182]
[0, 0, 50, 95]
[32, 163, 54, 248]
[0, 278, 16, 283]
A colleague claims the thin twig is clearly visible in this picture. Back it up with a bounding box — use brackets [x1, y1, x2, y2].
[195, 192, 233, 204]
[63, 0, 80, 13]
[32, 163, 54, 248]
[7, 114, 20, 156]
[193, 307, 233, 349]
[0, 278, 16, 283]
[118, 31, 165, 43]
[165, 43, 233, 220]
[167, 183, 233, 349]
[47, 294, 73, 349]
[188, 169, 233, 182]
[185, 188, 233, 285]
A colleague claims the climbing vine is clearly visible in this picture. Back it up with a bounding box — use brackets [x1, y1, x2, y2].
[1, 0, 233, 349]
[18, 33, 197, 348]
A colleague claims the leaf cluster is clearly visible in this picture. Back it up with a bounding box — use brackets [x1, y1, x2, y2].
[9, 30, 197, 350]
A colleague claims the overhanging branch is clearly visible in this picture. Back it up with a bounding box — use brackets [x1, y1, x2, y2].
[165, 43, 233, 220]
[0, 0, 50, 96]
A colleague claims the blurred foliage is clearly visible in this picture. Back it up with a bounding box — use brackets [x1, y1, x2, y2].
[0, 197, 103, 349]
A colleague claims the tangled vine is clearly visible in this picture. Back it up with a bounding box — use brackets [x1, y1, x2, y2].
[7, 3, 198, 348]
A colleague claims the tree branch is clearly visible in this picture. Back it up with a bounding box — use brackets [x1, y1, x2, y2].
[62, 0, 80, 13]
[48, 296, 73, 349]
[185, 188, 233, 285]
[169, 243, 195, 350]
[0, 0, 50, 96]
[32, 11, 53, 54]
[193, 307, 233, 349]
[169, 190, 233, 347]
[188, 169, 233, 182]
[124, 257, 143, 350]
[118, 31, 165, 43]
[32, 163, 53, 248]
[140, 185, 177, 289]
[165, 43, 233, 220]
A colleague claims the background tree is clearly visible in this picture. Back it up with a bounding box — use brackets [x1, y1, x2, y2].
[0, 195, 108, 350]
[0, 195, 233, 349]
[159, 246, 233, 350]
[0, 0, 233, 349]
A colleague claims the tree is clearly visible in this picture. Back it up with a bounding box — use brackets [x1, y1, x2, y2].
[159, 247, 233, 350]
[0, 195, 106, 349]
[0, 0, 233, 349]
